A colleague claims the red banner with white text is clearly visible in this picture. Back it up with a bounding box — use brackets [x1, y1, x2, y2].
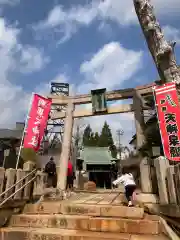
[153, 82, 180, 161]
[23, 94, 52, 151]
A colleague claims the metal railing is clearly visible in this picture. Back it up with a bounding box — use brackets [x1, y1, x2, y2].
[0, 168, 37, 208]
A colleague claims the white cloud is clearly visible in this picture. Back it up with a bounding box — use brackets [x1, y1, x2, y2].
[42, 42, 140, 146]
[79, 42, 143, 92]
[37, 2, 98, 29]
[33, 0, 180, 43]
[19, 46, 50, 73]
[73, 42, 141, 146]
[33, 1, 135, 43]
[163, 25, 180, 45]
[152, 0, 180, 16]
[0, 17, 49, 127]
[39, 42, 140, 146]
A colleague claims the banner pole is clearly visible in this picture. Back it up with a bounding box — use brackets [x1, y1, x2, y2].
[152, 86, 166, 158]
[15, 93, 35, 170]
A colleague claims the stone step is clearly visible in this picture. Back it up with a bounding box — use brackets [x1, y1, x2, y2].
[0, 227, 169, 240]
[23, 202, 144, 219]
[10, 214, 160, 235]
[44, 192, 158, 205]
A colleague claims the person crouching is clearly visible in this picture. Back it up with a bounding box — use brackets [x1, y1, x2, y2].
[112, 168, 136, 207]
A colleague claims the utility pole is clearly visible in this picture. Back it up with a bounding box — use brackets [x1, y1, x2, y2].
[116, 129, 124, 174]
[75, 124, 80, 158]
[73, 120, 86, 169]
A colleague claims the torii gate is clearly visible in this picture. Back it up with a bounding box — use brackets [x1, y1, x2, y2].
[49, 0, 180, 195]
[48, 84, 154, 193]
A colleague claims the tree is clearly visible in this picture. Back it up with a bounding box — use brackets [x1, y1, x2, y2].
[133, 0, 180, 84]
[98, 121, 114, 147]
[94, 132, 100, 146]
[82, 124, 92, 146]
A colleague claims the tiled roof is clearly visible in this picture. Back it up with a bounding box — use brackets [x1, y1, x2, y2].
[0, 129, 22, 139]
[80, 147, 117, 165]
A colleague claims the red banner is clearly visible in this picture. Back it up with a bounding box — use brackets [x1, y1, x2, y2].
[153, 82, 180, 161]
[23, 94, 52, 151]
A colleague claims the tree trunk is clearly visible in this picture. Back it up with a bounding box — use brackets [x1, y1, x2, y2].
[133, 0, 180, 84]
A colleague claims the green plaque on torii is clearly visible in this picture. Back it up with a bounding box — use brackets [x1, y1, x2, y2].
[91, 88, 107, 114]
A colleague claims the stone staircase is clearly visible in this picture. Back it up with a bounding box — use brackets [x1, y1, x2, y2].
[0, 196, 170, 240]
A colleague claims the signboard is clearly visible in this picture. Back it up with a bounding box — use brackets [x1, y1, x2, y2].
[91, 88, 107, 114]
[23, 94, 52, 151]
[153, 82, 180, 161]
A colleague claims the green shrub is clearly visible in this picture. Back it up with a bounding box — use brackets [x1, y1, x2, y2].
[20, 148, 37, 163]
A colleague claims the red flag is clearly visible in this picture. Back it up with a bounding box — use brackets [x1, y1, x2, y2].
[23, 94, 52, 151]
[153, 82, 180, 161]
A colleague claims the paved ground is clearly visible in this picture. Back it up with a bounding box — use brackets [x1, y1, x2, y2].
[62, 191, 127, 206]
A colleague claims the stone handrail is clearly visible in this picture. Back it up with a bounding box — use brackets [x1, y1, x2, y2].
[0, 162, 47, 207]
[154, 156, 180, 206]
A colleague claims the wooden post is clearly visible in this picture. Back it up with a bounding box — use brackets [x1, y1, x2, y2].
[57, 101, 74, 191]
[133, 0, 180, 84]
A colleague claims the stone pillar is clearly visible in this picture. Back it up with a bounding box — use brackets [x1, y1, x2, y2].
[73, 170, 79, 189]
[140, 157, 153, 193]
[166, 166, 177, 204]
[23, 161, 35, 200]
[154, 156, 169, 205]
[133, 90, 153, 193]
[3, 149, 9, 168]
[133, 90, 146, 149]
[23, 161, 35, 171]
[14, 169, 25, 200]
[5, 168, 16, 199]
[57, 101, 74, 191]
[33, 171, 47, 197]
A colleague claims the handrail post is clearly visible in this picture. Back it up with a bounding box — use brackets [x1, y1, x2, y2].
[0, 169, 36, 199]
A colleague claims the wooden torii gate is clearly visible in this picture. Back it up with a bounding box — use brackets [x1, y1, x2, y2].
[48, 84, 154, 192]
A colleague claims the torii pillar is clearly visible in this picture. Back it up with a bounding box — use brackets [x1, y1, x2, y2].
[133, 90, 153, 193]
[57, 101, 74, 191]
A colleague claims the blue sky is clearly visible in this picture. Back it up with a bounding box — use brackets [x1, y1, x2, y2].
[0, 0, 180, 146]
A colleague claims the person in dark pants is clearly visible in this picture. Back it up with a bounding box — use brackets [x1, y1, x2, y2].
[112, 168, 136, 207]
[44, 157, 57, 188]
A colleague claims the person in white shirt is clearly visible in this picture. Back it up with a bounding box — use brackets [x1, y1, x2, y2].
[112, 168, 136, 207]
